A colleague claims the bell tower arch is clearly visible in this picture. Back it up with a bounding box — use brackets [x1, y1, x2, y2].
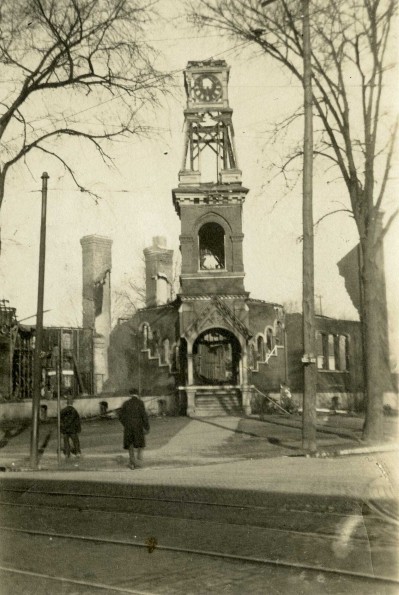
[172, 60, 249, 297]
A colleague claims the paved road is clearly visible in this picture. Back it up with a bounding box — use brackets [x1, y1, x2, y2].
[0, 479, 398, 595]
[0, 415, 398, 594]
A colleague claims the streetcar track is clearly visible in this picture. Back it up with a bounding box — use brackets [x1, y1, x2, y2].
[0, 565, 155, 595]
[2, 485, 396, 544]
[0, 498, 393, 544]
[0, 485, 367, 516]
[1, 524, 398, 586]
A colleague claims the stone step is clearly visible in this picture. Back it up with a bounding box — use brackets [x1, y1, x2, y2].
[195, 400, 241, 405]
[193, 389, 243, 417]
[194, 409, 242, 417]
[197, 397, 240, 402]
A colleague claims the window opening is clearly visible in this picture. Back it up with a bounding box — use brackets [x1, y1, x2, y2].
[328, 334, 336, 370]
[142, 324, 149, 349]
[338, 335, 348, 371]
[257, 336, 265, 362]
[275, 321, 284, 345]
[62, 332, 72, 350]
[316, 332, 324, 369]
[249, 343, 256, 369]
[199, 222, 225, 270]
[266, 328, 274, 352]
[162, 338, 170, 364]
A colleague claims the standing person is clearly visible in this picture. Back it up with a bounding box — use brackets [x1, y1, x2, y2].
[119, 388, 150, 469]
[60, 397, 82, 459]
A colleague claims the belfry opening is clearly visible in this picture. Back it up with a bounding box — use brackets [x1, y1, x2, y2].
[199, 223, 225, 270]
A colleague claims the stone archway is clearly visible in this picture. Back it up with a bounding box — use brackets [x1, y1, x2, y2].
[193, 328, 241, 386]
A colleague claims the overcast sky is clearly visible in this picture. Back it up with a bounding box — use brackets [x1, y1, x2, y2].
[0, 0, 397, 361]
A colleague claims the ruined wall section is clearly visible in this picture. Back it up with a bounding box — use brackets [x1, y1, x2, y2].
[80, 235, 112, 394]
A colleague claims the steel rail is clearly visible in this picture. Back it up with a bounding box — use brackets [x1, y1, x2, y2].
[0, 565, 155, 595]
[0, 485, 362, 516]
[0, 499, 392, 545]
[1, 524, 398, 586]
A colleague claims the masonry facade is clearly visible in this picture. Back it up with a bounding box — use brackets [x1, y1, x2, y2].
[107, 60, 366, 416]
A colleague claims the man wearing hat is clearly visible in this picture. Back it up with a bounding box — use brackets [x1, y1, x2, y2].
[118, 389, 150, 469]
[60, 397, 82, 459]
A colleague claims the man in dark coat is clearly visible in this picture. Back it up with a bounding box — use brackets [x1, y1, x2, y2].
[60, 397, 81, 458]
[119, 389, 150, 469]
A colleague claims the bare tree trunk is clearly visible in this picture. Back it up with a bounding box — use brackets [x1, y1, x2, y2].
[361, 238, 384, 441]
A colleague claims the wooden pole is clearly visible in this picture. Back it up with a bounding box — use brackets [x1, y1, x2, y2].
[301, 0, 317, 452]
[57, 330, 61, 466]
[30, 172, 49, 468]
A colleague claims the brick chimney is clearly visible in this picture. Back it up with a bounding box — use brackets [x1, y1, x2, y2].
[80, 235, 112, 393]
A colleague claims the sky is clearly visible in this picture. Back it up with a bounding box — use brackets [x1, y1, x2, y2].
[0, 0, 397, 363]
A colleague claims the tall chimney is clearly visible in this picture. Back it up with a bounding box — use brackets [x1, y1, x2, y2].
[80, 235, 112, 393]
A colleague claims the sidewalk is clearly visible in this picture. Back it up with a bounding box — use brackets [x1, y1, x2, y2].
[0, 415, 398, 509]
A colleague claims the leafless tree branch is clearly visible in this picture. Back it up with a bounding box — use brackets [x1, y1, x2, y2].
[0, 0, 171, 211]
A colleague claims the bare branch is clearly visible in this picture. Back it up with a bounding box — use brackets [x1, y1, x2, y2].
[0, 0, 170, 211]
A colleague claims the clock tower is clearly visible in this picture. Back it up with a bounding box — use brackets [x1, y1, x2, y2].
[172, 60, 252, 415]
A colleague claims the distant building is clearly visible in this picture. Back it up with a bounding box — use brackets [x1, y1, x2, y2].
[285, 313, 364, 411]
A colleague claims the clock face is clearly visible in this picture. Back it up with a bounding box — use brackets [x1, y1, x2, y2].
[193, 73, 223, 102]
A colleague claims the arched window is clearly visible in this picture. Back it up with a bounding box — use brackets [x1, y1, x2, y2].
[172, 344, 179, 372]
[142, 324, 150, 349]
[199, 222, 225, 270]
[151, 330, 160, 356]
[275, 320, 284, 345]
[266, 328, 274, 352]
[257, 336, 265, 362]
[248, 343, 256, 369]
[162, 338, 170, 364]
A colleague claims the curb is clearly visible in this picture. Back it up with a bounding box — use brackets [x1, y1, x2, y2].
[313, 443, 399, 457]
[253, 415, 363, 442]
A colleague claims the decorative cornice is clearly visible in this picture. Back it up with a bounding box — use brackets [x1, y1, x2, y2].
[183, 295, 251, 341]
[172, 183, 249, 215]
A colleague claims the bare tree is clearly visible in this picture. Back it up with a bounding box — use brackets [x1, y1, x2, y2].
[112, 250, 181, 326]
[0, 0, 169, 211]
[188, 0, 398, 441]
[112, 274, 146, 327]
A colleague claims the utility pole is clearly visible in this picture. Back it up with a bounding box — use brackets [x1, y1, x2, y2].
[30, 172, 49, 468]
[301, 0, 317, 452]
[57, 329, 62, 466]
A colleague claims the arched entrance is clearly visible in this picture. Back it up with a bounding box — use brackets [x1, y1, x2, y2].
[193, 328, 241, 385]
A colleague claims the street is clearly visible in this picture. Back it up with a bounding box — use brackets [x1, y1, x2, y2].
[0, 475, 398, 595]
[0, 413, 398, 594]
